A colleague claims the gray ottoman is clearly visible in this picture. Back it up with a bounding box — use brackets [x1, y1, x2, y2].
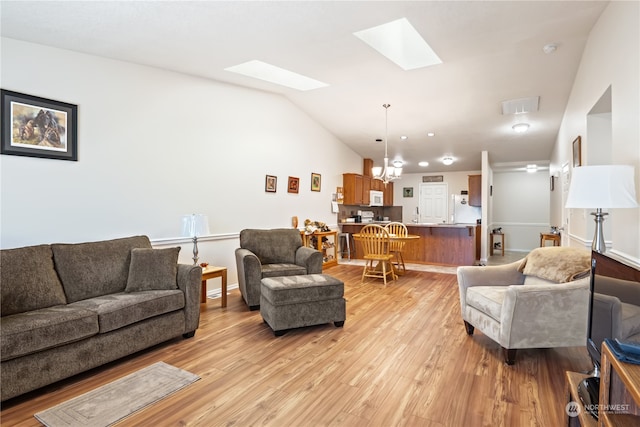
[260, 274, 346, 336]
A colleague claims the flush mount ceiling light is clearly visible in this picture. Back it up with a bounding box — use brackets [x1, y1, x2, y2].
[353, 17, 442, 71]
[400, 135, 408, 141]
[224, 60, 329, 91]
[526, 164, 538, 173]
[442, 157, 454, 166]
[427, 132, 435, 137]
[419, 161, 429, 167]
[512, 123, 530, 133]
[371, 104, 402, 184]
[543, 43, 558, 54]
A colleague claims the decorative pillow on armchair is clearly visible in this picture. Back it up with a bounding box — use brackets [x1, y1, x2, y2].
[518, 246, 590, 283]
[125, 247, 181, 292]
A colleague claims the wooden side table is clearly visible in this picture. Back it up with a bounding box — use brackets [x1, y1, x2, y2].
[201, 266, 227, 307]
[490, 233, 504, 256]
[540, 233, 561, 247]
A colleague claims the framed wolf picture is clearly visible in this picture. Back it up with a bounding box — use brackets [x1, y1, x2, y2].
[1, 90, 78, 161]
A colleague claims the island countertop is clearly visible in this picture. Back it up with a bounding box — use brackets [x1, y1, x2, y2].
[339, 222, 480, 266]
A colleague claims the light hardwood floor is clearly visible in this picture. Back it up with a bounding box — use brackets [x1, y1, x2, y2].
[1, 264, 592, 426]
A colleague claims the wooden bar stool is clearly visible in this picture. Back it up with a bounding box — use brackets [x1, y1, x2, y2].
[540, 233, 561, 247]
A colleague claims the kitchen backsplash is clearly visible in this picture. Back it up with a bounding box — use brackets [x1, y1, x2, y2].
[337, 205, 402, 223]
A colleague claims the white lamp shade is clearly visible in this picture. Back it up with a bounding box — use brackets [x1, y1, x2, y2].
[181, 214, 210, 237]
[371, 166, 382, 177]
[565, 165, 638, 209]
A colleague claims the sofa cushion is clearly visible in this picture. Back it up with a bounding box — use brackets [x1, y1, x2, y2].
[0, 245, 67, 316]
[0, 305, 98, 361]
[52, 236, 152, 303]
[466, 286, 508, 322]
[69, 290, 185, 333]
[240, 229, 302, 265]
[262, 263, 308, 278]
[621, 302, 640, 340]
[125, 247, 180, 292]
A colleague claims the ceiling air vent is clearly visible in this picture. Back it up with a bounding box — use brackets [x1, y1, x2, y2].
[501, 96, 539, 115]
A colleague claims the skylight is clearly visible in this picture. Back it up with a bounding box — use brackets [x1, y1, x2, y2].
[225, 60, 329, 91]
[353, 18, 442, 71]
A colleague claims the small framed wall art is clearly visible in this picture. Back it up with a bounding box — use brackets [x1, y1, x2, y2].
[265, 175, 277, 193]
[1, 89, 78, 161]
[403, 187, 413, 197]
[288, 176, 299, 194]
[311, 173, 321, 192]
[572, 136, 582, 167]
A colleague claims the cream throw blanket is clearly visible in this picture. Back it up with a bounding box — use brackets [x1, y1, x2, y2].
[517, 246, 591, 283]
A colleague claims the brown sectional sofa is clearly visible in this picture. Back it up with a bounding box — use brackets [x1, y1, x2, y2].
[0, 235, 201, 401]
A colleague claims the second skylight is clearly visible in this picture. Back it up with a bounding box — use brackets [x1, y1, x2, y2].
[354, 18, 442, 71]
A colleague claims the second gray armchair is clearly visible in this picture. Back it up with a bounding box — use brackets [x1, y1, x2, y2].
[235, 228, 323, 310]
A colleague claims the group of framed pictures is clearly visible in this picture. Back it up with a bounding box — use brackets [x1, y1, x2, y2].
[265, 173, 321, 194]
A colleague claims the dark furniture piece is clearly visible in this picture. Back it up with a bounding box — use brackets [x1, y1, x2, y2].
[0, 235, 201, 401]
[260, 274, 346, 336]
[235, 228, 323, 310]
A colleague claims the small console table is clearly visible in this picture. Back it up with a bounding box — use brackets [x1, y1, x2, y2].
[540, 233, 561, 247]
[201, 265, 227, 307]
[490, 233, 504, 256]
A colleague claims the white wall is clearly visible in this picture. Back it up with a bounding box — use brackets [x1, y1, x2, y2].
[491, 171, 551, 252]
[550, 1, 640, 265]
[0, 38, 362, 287]
[394, 170, 481, 224]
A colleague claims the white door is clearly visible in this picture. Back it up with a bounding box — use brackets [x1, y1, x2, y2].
[419, 183, 448, 223]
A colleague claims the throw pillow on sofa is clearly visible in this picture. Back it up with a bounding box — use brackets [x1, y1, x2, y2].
[0, 245, 67, 316]
[125, 247, 181, 292]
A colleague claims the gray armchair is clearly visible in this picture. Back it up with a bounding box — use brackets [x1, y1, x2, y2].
[592, 275, 640, 347]
[235, 228, 323, 310]
[457, 246, 591, 364]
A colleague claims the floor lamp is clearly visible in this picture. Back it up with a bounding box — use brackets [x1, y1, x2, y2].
[181, 214, 210, 265]
[565, 165, 638, 254]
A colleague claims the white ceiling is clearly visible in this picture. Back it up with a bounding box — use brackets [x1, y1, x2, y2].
[0, 1, 609, 173]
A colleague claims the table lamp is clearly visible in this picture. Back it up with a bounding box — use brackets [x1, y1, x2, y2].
[565, 165, 638, 253]
[181, 214, 210, 265]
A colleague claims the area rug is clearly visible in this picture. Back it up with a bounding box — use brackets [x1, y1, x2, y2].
[34, 362, 200, 427]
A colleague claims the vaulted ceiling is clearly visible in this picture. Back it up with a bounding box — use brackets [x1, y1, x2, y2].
[1, 1, 609, 172]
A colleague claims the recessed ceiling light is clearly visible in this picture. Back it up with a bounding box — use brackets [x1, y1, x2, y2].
[353, 18, 442, 71]
[418, 161, 429, 167]
[224, 60, 329, 91]
[512, 123, 530, 133]
[400, 135, 408, 141]
[543, 43, 558, 54]
[427, 132, 435, 137]
[442, 157, 454, 166]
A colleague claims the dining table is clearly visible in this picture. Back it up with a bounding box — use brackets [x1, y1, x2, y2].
[352, 232, 420, 275]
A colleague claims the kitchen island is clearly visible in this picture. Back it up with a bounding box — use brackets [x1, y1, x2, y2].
[339, 223, 479, 266]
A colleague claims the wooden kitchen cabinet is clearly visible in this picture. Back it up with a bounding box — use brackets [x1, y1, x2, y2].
[371, 178, 384, 192]
[469, 175, 481, 207]
[343, 173, 364, 205]
[383, 182, 394, 206]
[362, 176, 372, 205]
